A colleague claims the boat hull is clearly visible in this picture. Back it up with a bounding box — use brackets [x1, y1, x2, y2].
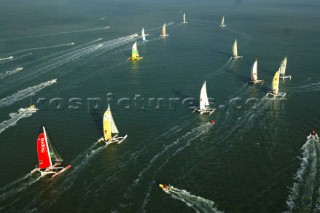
[128, 57, 143, 61]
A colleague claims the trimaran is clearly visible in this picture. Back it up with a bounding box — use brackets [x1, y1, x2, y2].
[232, 39, 242, 59]
[220, 16, 226, 27]
[160, 23, 169, 38]
[266, 69, 286, 98]
[31, 126, 71, 178]
[279, 56, 291, 81]
[194, 81, 215, 115]
[99, 104, 127, 144]
[182, 13, 188, 24]
[249, 60, 264, 85]
[128, 41, 143, 61]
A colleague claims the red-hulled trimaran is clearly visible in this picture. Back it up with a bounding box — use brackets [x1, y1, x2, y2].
[31, 126, 71, 178]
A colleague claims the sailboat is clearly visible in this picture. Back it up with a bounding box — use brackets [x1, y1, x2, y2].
[266, 69, 286, 98]
[128, 41, 143, 61]
[220, 16, 226, 27]
[279, 57, 291, 80]
[232, 39, 242, 59]
[194, 81, 215, 115]
[160, 23, 169, 38]
[100, 104, 127, 144]
[182, 13, 188, 24]
[31, 126, 71, 178]
[249, 60, 264, 84]
[141, 27, 149, 41]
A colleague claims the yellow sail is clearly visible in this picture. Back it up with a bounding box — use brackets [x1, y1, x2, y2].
[129, 42, 142, 60]
[272, 70, 280, 95]
[103, 108, 112, 141]
[232, 40, 238, 58]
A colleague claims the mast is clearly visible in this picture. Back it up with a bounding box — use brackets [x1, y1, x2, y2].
[272, 70, 280, 95]
[280, 57, 287, 76]
[251, 60, 258, 82]
[233, 40, 238, 58]
[200, 81, 209, 110]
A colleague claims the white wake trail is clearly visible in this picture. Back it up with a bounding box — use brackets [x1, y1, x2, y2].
[167, 186, 223, 213]
[0, 67, 23, 80]
[285, 136, 320, 212]
[0, 107, 37, 134]
[0, 26, 110, 42]
[0, 79, 57, 108]
[8, 42, 75, 55]
[0, 56, 13, 62]
[290, 81, 320, 93]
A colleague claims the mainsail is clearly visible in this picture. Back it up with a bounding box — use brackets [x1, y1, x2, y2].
[272, 70, 280, 95]
[200, 81, 210, 110]
[37, 127, 62, 170]
[233, 40, 238, 58]
[103, 105, 119, 141]
[162, 23, 167, 37]
[183, 13, 187, 23]
[280, 57, 287, 76]
[131, 42, 140, 59]
[220, 16, 226, 27]
[142, 28, 146, 41]
[251, 60, 258, 82]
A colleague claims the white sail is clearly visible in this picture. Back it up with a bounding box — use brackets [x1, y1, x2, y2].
[162, 23, 166, 36]
[251, 60, 258, 82]
[182, 13, 188, 24]
[280, 57, 287, 76]
[142, 28, 146, 41]
[233, 40, 238, 58]
[200, 81, 210, 110]
[220, 16, 226, 27]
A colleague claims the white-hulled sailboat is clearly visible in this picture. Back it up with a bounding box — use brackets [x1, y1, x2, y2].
[279, 57, 291, 81]
[100, 104, 127, 144]
[160, 23, 169, 38]
[266, 70, 286, 98]
[128, 41, 143, 61]
[31, 126, 71, 178]
[194, 81, 215, 115]
[249, 60, 264, 84]
[182, 13, 188, 24]
[220, 16, 226, 27]
[232, 39, 242, 59]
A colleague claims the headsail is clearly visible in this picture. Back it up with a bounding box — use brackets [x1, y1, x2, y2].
[251, 60, 258, 82]
[200, 81, 210, 110]
[103, 105, 119, 141]
[232, 40, 238, 58]
[280, 57, 287, 76]
[272, 70, 280, 95]
[142, 28, 146, 41]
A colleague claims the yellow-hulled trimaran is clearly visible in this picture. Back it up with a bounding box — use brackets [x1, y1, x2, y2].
[100, 104, 127, 144]
[266, 70, 286, 98]
[128, 41, 143, 61]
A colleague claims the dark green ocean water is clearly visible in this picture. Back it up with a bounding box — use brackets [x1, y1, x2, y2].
[0, 0, 320, 212]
